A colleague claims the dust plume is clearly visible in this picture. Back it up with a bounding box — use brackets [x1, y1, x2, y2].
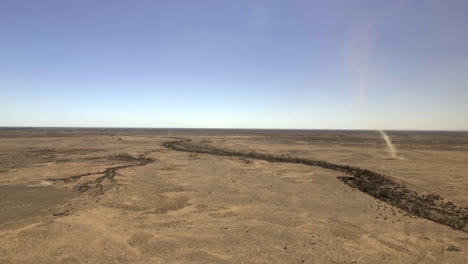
[379, 130, 398, 159]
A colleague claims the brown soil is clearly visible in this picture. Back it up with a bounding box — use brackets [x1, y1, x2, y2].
[162, 139, 468, 231]
[0, 128, 467, 263]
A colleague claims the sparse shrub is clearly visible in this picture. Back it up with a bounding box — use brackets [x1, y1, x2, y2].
[410, 202, 422, 214]
[445, 245, 461, 252]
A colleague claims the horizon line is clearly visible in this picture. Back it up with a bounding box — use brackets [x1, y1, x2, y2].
[0, 126, 467, 132]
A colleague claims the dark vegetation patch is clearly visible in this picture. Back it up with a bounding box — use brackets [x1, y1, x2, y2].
[445, 245, 461, 252]
[47, 154, 154, 195]
[52, 209, 70, 217]
[27, 148, 105, 155]
[162, 139, 468, 232]
[0, 148, 105, 172]
[239, 157, 253, 164]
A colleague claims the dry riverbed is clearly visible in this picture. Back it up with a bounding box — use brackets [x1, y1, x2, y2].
[0, 128, 467, 263]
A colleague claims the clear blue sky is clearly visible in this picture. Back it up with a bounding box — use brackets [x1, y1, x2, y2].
[1, 0, 467, 130]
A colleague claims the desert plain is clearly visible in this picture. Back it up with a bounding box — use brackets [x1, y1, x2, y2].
[0, 128, 467, 263]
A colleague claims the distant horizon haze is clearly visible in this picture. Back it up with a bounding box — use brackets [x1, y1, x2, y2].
[0, 126, 467, 133]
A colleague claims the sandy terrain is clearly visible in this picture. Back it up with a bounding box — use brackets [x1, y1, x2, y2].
[0, 128, 467, 263]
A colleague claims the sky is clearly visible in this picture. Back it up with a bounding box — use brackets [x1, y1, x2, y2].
[1, 0, 468, 130]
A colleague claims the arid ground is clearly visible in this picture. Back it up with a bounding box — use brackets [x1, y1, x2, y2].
[0, 128, 467, 263]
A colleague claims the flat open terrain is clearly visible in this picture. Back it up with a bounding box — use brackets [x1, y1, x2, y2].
[0, 128, 467, 263]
